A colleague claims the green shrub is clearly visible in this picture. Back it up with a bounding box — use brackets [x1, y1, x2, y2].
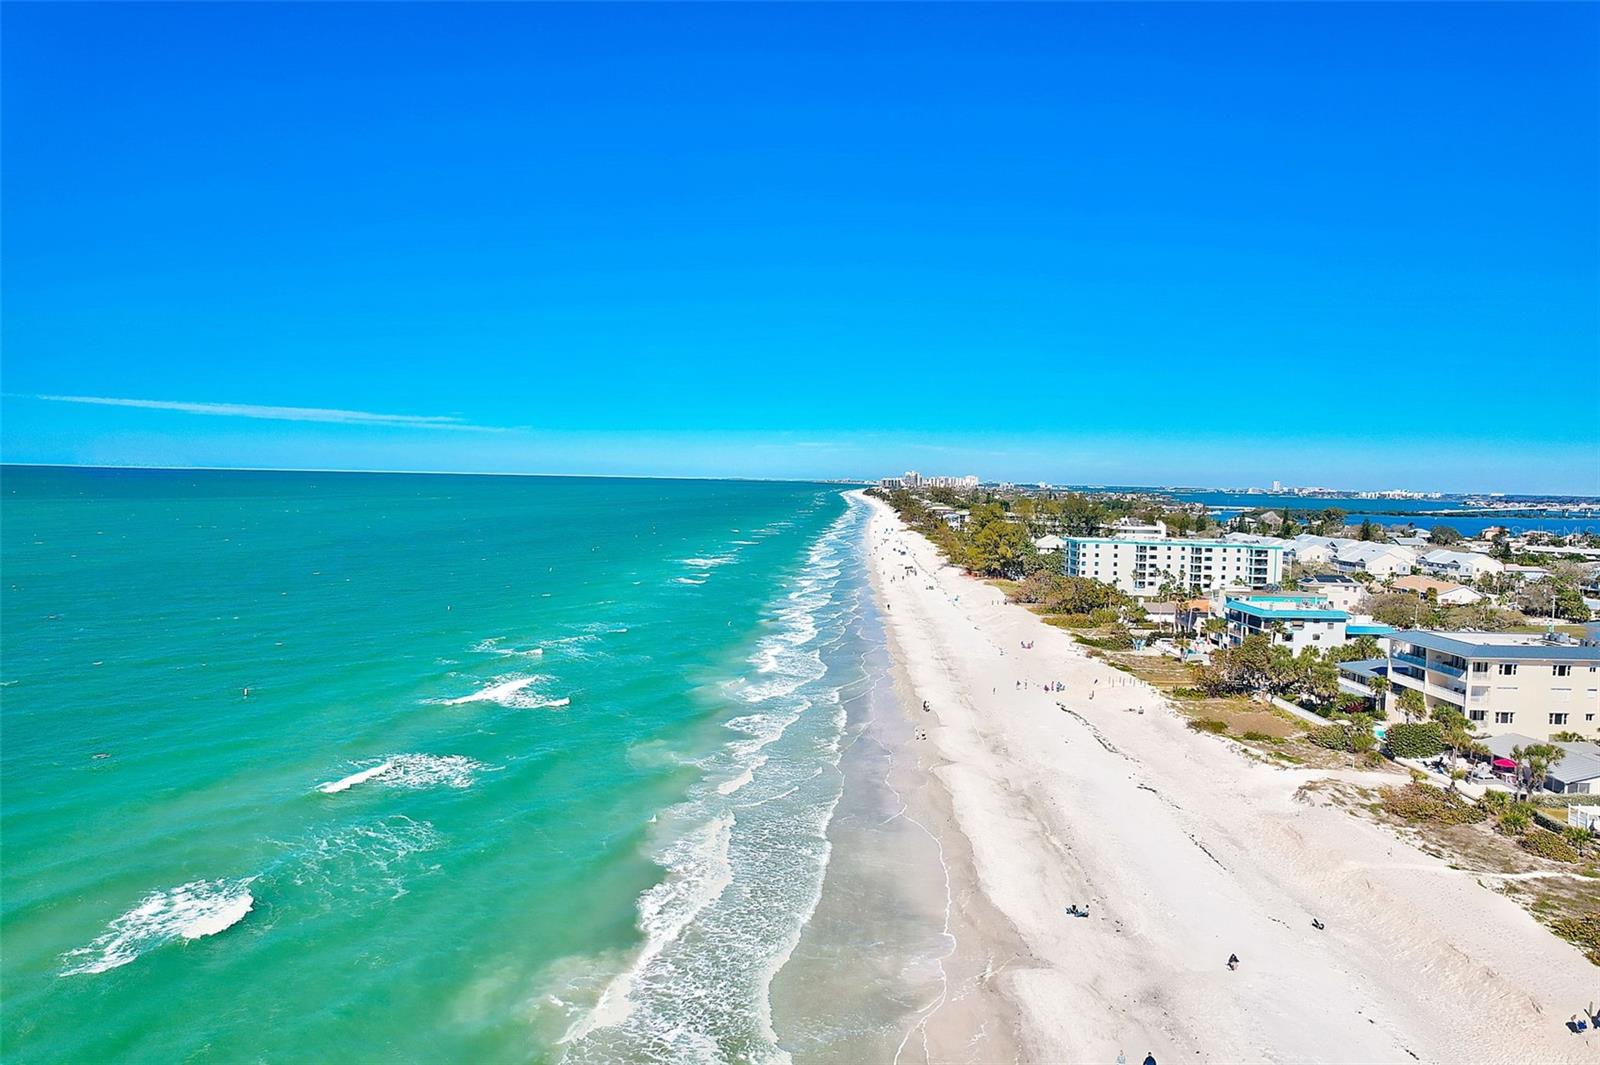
[1309, 724, 1356, 751]
[1188, 718, 1229, 734]
[1480, 789, 1512, 811]
[1171, 687, 1207, 699]
[1520, 829, 1581, 863]
[1380, 783, 1488, 825]
[1563, 825, 1593, 852]
[1047, 613, 1096, 628]
[1497, 808, 1533, 836]
[1384, 722, 1444, 760]
[1550, 912, 1600, 965]
[1088, 607, 1122, 626]
[1242, 730, 1279, 743]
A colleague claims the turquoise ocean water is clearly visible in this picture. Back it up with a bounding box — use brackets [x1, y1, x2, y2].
[1, 467, 900, 1062]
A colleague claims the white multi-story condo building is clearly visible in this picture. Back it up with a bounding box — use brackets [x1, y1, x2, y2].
[1382, 630, 1600, 740]
[1062, 536, 1284, 596]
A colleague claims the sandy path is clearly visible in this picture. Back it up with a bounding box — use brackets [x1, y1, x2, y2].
[862, 494, 1597, 1064]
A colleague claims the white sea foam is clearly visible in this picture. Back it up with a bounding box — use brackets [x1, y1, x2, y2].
[561, 814, 736, 1045]
[437, 675, 547, 707]
[287, 815, 443, 902]
[319, 754, 490, 793]
[61, 877, 257, 976]
[318, 761, 395, 793]
[673, 576, 706, 586]
[681, 555, 735, 568]
[472, 637, 544, 658]
[562, 496, 870, 1063]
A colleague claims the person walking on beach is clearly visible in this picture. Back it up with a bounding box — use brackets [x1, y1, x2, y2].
[1227, 953, 1240, 970]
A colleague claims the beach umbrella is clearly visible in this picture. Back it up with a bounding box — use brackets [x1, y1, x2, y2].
[1492, 757, 1517, 769]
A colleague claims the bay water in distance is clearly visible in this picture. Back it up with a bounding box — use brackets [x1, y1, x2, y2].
[1, 467, 931, 1063]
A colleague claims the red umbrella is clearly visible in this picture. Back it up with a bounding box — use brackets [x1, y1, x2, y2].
[1492, 757, 1517, 769]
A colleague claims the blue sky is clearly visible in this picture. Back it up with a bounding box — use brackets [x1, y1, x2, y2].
[3, 3, 1596, 492]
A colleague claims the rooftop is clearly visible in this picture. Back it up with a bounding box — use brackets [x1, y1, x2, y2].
[1392, 629, 1600, 662]
[1481, 734, 1600, 783]
[1225, 595, 1348, 621]
[1064, 536, 1284, 550]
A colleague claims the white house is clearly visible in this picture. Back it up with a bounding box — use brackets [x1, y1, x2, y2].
[1334, 542, 1417, 577]
[1033, 534, 1066, 553]
[1419, 549, 1504, 582]
[1290, 534, 1353, 566]
[1106, 517, 1168, 539]
[1301, 573, 1366, 612]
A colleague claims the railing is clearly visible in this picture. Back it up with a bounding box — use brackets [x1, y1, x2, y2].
[1394, 652, 1428, 670]
[1427, 660, 1466, 679]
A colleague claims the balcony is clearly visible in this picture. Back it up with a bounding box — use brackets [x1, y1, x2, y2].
[1393, 652, 1428, 671]
[1389, 670, 1466, 706]
[1426, 659, 1466, 679]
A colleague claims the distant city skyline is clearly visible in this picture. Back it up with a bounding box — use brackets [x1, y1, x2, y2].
[3, 4, 1596, 494]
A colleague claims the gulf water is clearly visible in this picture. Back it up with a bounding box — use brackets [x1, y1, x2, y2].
[1, 467, 906, 1062]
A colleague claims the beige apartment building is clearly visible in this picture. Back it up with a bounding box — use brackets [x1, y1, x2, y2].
[1383, 630, 1600, 740]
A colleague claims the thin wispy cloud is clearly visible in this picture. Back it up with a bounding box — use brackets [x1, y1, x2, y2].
[30, 394, 506, 432]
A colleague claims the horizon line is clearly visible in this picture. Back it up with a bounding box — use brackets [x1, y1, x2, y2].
[2, 462, 1595, 501]
[0, 460, 873, 486]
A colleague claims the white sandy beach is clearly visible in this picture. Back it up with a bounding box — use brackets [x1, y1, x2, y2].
[861, 493, 1597, 1064]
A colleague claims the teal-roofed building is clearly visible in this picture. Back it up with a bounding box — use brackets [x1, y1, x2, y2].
[1224, 593, 1348, 654]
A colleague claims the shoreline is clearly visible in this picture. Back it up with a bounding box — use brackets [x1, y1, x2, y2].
[856, 492, 1596, 1063]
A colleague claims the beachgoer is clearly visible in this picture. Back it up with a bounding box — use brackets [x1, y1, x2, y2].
[1143, 1055, 1157, 1065]
[1311, 918, 1325, 930]
[1227, 953, 1240, 970]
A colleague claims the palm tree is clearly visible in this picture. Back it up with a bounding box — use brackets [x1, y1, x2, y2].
[1368, 675, 1390, 717]
[1510, 743, 1566, 801]
[1396, 687, 1425, 724]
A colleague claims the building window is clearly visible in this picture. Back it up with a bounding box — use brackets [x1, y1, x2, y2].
[1494, 712, 1515, 724]
[1553, 664, 1572, 677]
[1497, 663, 1518, 676]
[1471, 662, 1489, 673]
[1550, 713, 1570, 726]
[1469, 709, 1486, 721]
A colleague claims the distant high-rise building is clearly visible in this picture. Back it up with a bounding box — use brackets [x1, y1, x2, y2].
[1271, 480, 1282, 492]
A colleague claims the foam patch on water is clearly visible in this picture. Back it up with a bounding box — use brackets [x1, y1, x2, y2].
[681, 555, 736, 568]
[472, 638, 545, 658]
[286, 815, 443, 902]
[436, 675, 558, 708]
[61, 877, 257, 976]
[318, 754, 490, 794]
[673, 576, 706, 586]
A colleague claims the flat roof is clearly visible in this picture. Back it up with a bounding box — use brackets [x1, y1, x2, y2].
[1337, 658, 1389, 680]
[1225, 597, 1348, 621]
[1064, 537, 1284, 550]
[1392, 629, 1600, 662]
